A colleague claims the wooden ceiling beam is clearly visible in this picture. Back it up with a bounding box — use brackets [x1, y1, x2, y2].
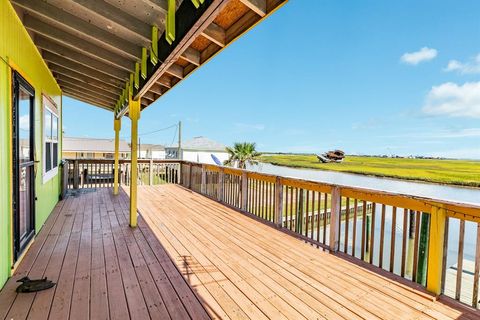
[143, 0, 168, 13]
[24, 15, 134, 72]
[62, 93, 113, 111]
[43, 51, 125, 88]
[148, 84, 163, 96]
[49, 64, 121, 92]
[201, 22, 226, 47]
[62, 87, 117, 106]
[57, 79, 119, 101]
[56, 75, 120, 99]
[62, 88, 116, 108]
[239, 0, 266, 17]
[13, 0, 141, 60]
[35, 36, 129, 81]
[181, 47, 201, 66]
[68, 0, 152, 42]
[165, 64, 184, 79]
[157, 77, 171, 88]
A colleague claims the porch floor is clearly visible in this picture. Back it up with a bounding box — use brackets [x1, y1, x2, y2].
[0, 185, 478, 319]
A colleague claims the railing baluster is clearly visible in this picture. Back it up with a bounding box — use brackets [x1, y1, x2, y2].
[413, 210, 421, 281]
[390, 206, 397, 273]
[352, 199, 358, 257]
[401, 208, 408, 278]
[344, 198, 350, 253]
[369, 203, 376, 265]
[455, 219, 465, 300]
[361, 200, 367, 261]
[379, 204, 386, 269]
[472, 222, 480, 308]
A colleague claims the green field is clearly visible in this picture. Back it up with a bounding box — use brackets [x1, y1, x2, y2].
[259, 154, 480, 187]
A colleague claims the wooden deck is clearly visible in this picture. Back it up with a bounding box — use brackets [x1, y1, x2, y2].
[1, 185, 479, 320]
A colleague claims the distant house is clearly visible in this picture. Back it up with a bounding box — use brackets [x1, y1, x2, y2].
[139, 144, 165, 159]
[63, 137, 130, 160]
[165, 136, 229, 165]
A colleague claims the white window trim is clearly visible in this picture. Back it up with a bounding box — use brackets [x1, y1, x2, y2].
[43, 96, 59, 184]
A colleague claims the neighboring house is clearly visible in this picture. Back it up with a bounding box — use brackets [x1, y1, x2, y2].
[138, 143, 165, 159]
[165, 136, 229, 165]
[63, 137, 130, 160]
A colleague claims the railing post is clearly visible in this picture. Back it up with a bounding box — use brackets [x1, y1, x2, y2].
[426, 206, 447, 295]
[329, 186, 341, 252]
[113, 118, 121, 195]
[241, 172, 248, 211]
[149, 158, 153, 185]
[274, 177, 283, 228]
[129, 96, 141, 228]
[201, 165, 206, 194]
[73, 160, 79, 189]
[218, 168, 224, 202]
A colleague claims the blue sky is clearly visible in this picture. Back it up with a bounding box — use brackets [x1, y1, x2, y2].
[63, 0, 480, 158]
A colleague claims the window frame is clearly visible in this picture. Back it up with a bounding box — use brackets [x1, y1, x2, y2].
[42, 95, 59, 184]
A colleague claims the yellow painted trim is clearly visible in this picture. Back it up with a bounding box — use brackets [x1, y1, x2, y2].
[113, 118, 121, 195]
[426, 206, 446, 295]
[128, 96, 141, 227]
[7, 64, 14, 271]
[11, 236, 35, 274]
[8, 57, 34, 87]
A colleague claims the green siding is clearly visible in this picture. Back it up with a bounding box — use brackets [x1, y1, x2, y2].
[0, 0, 62, 288]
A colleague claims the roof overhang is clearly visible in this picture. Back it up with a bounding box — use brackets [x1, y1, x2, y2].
[12, 0, 288, 115]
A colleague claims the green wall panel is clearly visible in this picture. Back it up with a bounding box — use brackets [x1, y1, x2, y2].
[0, 0, 62, 288]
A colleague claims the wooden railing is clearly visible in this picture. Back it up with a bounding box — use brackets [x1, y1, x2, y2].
[63, 159, 181, 190]
[179, 161, 480, 309]
[62, 158, 480, 308]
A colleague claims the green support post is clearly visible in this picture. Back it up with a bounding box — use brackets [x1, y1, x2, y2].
[417, 212, 430, 285]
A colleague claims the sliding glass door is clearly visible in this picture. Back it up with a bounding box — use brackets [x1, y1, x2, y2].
[12, 71, 35, 261]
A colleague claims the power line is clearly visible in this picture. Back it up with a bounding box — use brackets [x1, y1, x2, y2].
[122, 123, 178, 139]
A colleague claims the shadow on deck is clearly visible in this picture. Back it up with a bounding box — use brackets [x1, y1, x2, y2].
[0, 185, 479, 319]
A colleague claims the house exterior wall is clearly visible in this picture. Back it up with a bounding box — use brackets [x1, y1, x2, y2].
[139, 150, 166, 159]
[182, 150, 229, 165]
[0, 0, 62, 288]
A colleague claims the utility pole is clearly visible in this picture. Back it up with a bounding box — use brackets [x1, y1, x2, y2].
[178, 121, 182, 160]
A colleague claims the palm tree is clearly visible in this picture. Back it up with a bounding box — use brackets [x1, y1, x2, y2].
[224, 142, 261, 169]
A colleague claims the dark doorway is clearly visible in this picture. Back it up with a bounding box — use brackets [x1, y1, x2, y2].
[12, 71, 35, 262]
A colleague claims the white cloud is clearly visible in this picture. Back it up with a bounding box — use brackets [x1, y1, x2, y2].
[422, 82, 480, 118]
[401, 47, 438, 65]
[234, 123, 265, 131]
[444, 53, 480, 74]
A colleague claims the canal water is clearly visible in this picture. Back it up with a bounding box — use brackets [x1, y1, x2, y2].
[248, 163, 480, 290]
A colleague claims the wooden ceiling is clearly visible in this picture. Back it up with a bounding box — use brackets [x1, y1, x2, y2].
[11, 0, 287, 114]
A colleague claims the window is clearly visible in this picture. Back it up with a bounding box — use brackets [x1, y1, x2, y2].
[43, 96, 59, 183]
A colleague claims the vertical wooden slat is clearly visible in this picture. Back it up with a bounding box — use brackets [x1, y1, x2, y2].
[455, 219, 466, 300]
[352, 199, 358, 257]
[316, 192, 321, 243]
[361, 200, 367, 261]
[344, 198, 350, 253]
[289, 187, 294, 231]
[323, 193, 328, 244]
[413, 211, 421, 281]
[401, 208, 408, 278]
[441, 217, 450, 294]
[305, 190, 310, 237]
[390, 207, 397, 273]
[472, 223, 480, 308]
[369, 203, 376, 265]
[379, 204, 386, 268]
